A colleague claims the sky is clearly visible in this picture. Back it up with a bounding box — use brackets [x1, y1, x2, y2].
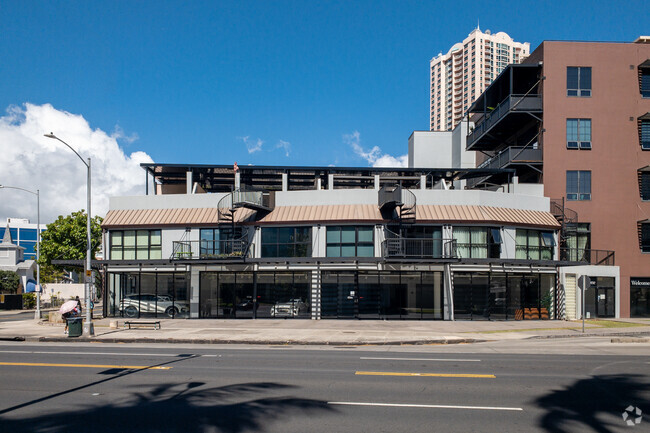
[0, 0, 647, 223]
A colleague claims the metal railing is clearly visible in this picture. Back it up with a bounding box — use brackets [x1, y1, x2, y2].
[559, 248, 615, 266]
[171, 238, 253, 260]
[382, 238, 457, 259]
[477, 146, 543, 170]
[467, 94, 542, 148]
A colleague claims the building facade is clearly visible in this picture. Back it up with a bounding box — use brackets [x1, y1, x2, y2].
[430, 28, 529, 132]
[100, 164, 614, 321]
[466, 37, 650, 317]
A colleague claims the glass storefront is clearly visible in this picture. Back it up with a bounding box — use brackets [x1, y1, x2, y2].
[107, 271, 190, 318]
[321, 271, 444, 320]
[453, 272, 556, 320]
[199, 271, 311, 319]
[631, 277, 650, 318]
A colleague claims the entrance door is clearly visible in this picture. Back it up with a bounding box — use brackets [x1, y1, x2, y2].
[596, 288, 615, 317]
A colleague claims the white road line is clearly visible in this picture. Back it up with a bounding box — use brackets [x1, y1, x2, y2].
[0, 350, 220, 358]
[360, 357, 480, 362]
[328, 402, 522, 411]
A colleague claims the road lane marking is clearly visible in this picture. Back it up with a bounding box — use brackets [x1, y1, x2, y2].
[360, 357, 480, 362]
[0, 350, 220, 358]
[0, 362, 171, 370]
[328, 402, 522, 411]
[355, 371, 495, 378]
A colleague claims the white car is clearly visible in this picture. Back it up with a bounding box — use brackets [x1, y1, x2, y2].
[270, 298, 309, 317]
[120, 294, 189, 318]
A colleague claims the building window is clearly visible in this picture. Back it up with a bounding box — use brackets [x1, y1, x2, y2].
[566, 119, 591, 149]
[640, 170, 650, 201]
[564, 223, 590, 261]
[567, 170, 591, 201]
[516, 229, 555, 260]
[326, 226, 374, 257]
[640, 62, 650, 98]
[567, 66, 591, 97]
[640, 222, 650, 253]
[640, 114, 650, 150]
[261, 227, 311, 258]
[453, 227, 501, 259]
[199, 227, 244, 257]
[110, 230, 162, 260]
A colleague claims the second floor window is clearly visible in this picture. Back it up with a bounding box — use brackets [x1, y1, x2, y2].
[640, 170, 650, 201]
[453, 227, 501, 259]
[641, 222, 650, 253]
[516, 229, 555, 260]
[640, 63, 650, 98]
[566, 119, 591, 149]
[567, 66, 591, 97]
[261, 227, 311, 258]
[567, 170, 591, 201]
[326, 226, 374, 257]
[110, 230, 162, 260]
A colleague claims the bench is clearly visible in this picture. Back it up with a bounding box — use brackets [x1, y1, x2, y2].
[123, 320, 161, 330]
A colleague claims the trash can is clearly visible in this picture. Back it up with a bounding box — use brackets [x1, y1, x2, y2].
[67, 317, 83, 337]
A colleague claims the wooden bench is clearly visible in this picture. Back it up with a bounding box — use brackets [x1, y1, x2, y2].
[123, 320, 161, 330]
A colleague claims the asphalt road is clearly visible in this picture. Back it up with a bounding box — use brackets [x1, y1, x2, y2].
[0, 342, 648, 432]
[0, 311, 35, 322]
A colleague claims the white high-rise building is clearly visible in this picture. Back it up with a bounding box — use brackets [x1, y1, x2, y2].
[430, 28, 529, 131]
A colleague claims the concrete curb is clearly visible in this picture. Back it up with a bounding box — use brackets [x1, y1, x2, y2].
[528, 331, 650, 340]
[29, 337, 487, 346]
[611, 337, 650, 343]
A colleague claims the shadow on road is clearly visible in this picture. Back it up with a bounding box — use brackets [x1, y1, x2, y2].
[536, 374, 649, 432]
[0, 381, 333, 433]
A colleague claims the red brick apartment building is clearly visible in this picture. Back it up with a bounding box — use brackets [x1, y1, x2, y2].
[467, 37, 650, 317]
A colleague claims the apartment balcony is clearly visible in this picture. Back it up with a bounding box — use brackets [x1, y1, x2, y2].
[558, 248, 615, 266]
[466, 94, 542, 151]
[382, 238, 458, 259]
[477, 146, 543, 170]
[467, 64, 543, 151]
[171, 238, 254, 261]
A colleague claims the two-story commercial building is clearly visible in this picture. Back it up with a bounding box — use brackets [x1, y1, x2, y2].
[100, 164, 615, 321]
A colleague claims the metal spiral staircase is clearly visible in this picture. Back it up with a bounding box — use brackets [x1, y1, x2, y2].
[378, 185, 416, 225]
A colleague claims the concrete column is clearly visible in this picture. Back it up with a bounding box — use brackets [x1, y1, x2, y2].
[282, 173, 288, 191]
[328, 174, 334, 190]
[235, 172, 241, 190]
[186, 171, 193, 194]
[374, 175, 380, 190]
[190, 265, 200, 318]
[420, 175, 427, 190]
[315, 177, 322, 190]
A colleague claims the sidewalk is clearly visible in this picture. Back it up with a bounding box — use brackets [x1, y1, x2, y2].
[1, 313, 649, 345]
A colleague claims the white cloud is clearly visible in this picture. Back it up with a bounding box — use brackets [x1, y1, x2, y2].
[239, 136, 264, 154]
[344, 130, 407, 168]
[0, 103, 153, 223]
[276, 139, 291, 157]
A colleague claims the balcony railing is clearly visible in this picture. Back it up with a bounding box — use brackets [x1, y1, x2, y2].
[171, 238, 253, 260]
[559, 248, 615, 266]
[467, 94, 542, 149]
[477, 146, 543, 170]
[382, 238, 457, 259]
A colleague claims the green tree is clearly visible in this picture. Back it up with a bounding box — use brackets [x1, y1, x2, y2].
[0, 270, 21, 294]
[38, 210, 103, 271]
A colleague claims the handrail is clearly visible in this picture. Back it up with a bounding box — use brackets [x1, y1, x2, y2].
[559, 248, 615, 266]
[171, 238, 253, 260]
[382, 238, 457, 258]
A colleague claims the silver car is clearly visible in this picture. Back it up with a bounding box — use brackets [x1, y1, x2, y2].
[270, 298, 309, 317]
[120, 294, 189, 318]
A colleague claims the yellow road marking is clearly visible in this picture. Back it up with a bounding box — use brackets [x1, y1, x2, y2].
[0, 362, 171, 370]
[355, 371, 494, 378]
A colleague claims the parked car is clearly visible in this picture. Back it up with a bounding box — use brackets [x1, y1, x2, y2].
[270, 298, 309, 317]
[120, 294, 189, 318]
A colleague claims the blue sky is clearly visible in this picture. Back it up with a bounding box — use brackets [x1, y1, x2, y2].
[0, 0, 647, 169]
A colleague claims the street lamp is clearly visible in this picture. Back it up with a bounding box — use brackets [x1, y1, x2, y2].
[44, 132, 94, 337]
[0, 185, 40, 319]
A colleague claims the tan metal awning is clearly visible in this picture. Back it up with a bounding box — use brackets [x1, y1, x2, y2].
[103, 204, 559, 229]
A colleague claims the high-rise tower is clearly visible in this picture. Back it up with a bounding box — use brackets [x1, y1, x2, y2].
[430, 28, 529, 131]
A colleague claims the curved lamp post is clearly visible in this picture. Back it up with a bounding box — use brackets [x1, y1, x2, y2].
[0, 185, 40, 319]
[44, 133, 94, 336]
